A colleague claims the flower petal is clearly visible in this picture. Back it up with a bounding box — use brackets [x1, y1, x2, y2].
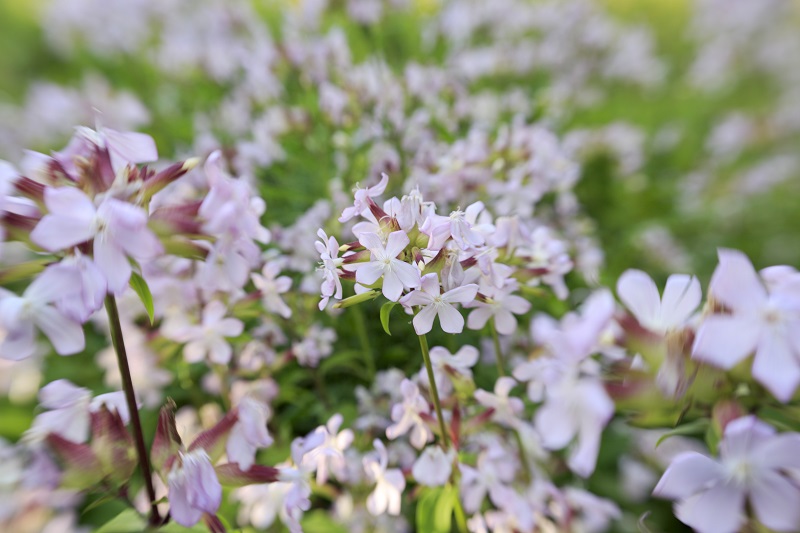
[412, 305, 437, 335]
[438, 303, 465, 334]
[660, 274, 701, 329]
[616, 269, 661, 330]
[692, 315, 760, 369]
[710, 249, 767, 312]
[673, 483, 745, 533]
[35, 306, 85, 355]
[653, 452, 724, 500]
[752, 329, 800, 402]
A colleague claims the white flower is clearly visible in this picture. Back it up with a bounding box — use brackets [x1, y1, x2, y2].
[356, 231, 420, 302]
[400, 273, 478, 335]
[386, 379, 433, 449]
[617, 269, 701, 334]
[363, 439, 406, 516]
[412, 446, 454, 487]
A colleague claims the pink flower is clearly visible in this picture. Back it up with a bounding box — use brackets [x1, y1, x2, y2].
[466, 281, 531, 335]
[30, 187, 162, 294]
[356, 231, 420, 302]
[167, 449, 222, 527]
[654, 416, 800, 533]
[693, 249, 800, 402]
[386, 379, 432, 449]
[412, 446, 454, 487]
[0, 267, 85, 359]
[474, 377, 524, 428]
[339, 173, 389, 223]
[363, 439, 406, 516]
[227, 397, 273, 471]
[616, 269, 701, 334]
[400, 273, 478, 335]
[251, 262, 292, 319]
[172, 301, 244, 365]
[74, 126, 158, 175]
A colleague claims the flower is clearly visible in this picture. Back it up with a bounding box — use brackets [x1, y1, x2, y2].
[251, 262, 292, 319]
[412, 446, 454, 487]
[30, 187, 162, 294]
[400, 273, 478, 335]
[692, 249, 800, 402]
[171, 301, 244, 365]
[474, 377, 524, 428]
[226, 396, 273, 471]
[466, 281, 531, 335]
[653, 416, 800, 533]
[0, 267, 85, 360]
[616, 269, 701, 334]
[356, 231, 420, 302]
[301, 413, 354, 485]
[363, 439, 406, 516]
[339, 173, 389, 223]
[386, 379, 432, 449]
[167, 449, 223, 527]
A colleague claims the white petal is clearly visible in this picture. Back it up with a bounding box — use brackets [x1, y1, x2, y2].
[673, 483, 745, 533]
[392, 260, 421, 289]
[442, 283, 478, 304]
[616, 269, 661, 330]
[384, 231, 410, 258]
[653, 452, 724, 500]
[692, 315, 761, 369]
[535, 402, 575, 449]
[438, 303, 465, 334]
[94, 238, 131, 295]
[660, 274, 701, 329]
[356, 262, 385, 286]
[710, 249, 767, 312]
[35, 306, 84, 355]
[752, 329, 800, 402]
[750, 470, 800, 531]
[382, 271, 404, 302]
[412, 305, 437, 335]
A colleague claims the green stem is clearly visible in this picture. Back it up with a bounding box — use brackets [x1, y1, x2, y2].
[418, 333, 450, 450]
[105, 295, 161, 527]
[489, 318, 506, 377]
[352, 305, 376, 380]
[513, 428, 532, 485]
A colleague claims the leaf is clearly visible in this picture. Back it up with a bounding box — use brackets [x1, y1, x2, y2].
[302, 510, 350, 533]
[129, 272, 155, 325]
[95, 509, 147, 533]
[655, 418, 709, 448]
[380, 301, 397, 336]
[416, 486, 453, 533]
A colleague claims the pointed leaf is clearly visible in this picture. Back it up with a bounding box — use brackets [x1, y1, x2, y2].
[129, 272, 155, 325]
[655, 419, 709, 448]
[380, 301, 397, 336]
[96, 509, 147, 533]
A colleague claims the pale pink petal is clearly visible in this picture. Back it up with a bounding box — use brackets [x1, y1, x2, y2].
[208, 338, 232, 365]
[752, 329, 800, 402]
[653, 452, 724, 499]
[536, 402, 575, 449]
[168, 475, 204, 527]
[438, 303, 465, 334]
[183, 341, 206, 363]
[358, 232, 384, 253]
[31, 210, 95, 252]
[203, 300, 228, 323]
[43, 187, 95, 217]
[226, 424, 257, 470]
[505, 294, 531, 315]
[660, 274, 701, 328]
[393, 260, 421, 289]
[494, 308, 517, 335]
[401, 289, 433, 308]
[467, 306, 492, 330]
[94, 237, 131, 295]
[35, 306, 84, 355]
[750, 470, 800, 531]
[369, 173, 389, 196]
[710, 249, 767, 312]
[382, 271, 404, 302]
[39, 379, 89, 409]
[756, 434, 800, 470]
[673, 484, 745, 533]
[616, 269, 660, 329]
[442, 283, 478, 304]
[367, 484, 388, 516]
[692, 315, 761, 369]
[419, 273, 440, 295]
[384, 231, 410, 258]
[25, 266, 81, 305]
[570, 418, 604, 477]
[412, 305, 437, 335]
[0, 318, 35, 360]
[103, 129, 158, 173]
[356, 262, 384, 286]
[90, 392, 131, 424]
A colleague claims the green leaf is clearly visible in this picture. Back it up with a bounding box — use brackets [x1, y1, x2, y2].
[380, 301, 397, 336]
[416, 486, 454, 533]
[655, 418, 709, 448]
[302, 510, 350, 533]
[95, 509, 147, 533]
[129, 272, 155, 325]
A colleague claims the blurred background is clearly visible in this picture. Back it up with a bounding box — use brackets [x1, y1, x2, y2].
[0, 0, 799, 530]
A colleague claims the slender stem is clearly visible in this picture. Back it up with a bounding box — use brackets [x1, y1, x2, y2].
[105, 295, 161, 527]
[489, 318, 506, 377]
[418, 333, 450, 450]
[352, 305, 376, 380]
[513, 428, 532, 485]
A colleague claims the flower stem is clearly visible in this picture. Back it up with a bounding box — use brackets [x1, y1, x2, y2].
[352, 305, 376, 380]
[105, 295, 161, 527]
[418, 333, 450, 450]
[489, 318, 506, 377]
